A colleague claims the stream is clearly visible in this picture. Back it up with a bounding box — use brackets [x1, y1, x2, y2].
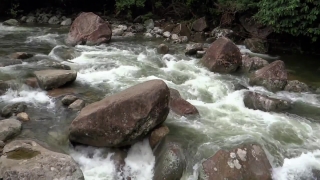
[1, 23, 320, 180]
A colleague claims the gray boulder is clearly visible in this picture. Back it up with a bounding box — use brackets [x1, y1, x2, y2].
[240, 55, 269, 73]
[34, 70, 77, 90]
[0, 140, 84, 180]
[3, 19, 19, 26]
[244, 91, 291, 112]
[284, 80, 309, 92]
[0, 119, 21, 142]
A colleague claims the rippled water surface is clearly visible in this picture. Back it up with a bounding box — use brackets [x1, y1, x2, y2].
[1, 23, 320, 180]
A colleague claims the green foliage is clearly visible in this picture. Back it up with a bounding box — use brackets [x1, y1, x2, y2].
[115, 0, 146, 12]
[8, 2, 23, 17]
[255, 0, 320, 41]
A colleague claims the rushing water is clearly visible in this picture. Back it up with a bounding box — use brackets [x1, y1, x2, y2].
[1, 23, 320, 180]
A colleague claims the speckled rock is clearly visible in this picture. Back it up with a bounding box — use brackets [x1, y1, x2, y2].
[284, 80, 309, 92]
[0, 119, 22, 142]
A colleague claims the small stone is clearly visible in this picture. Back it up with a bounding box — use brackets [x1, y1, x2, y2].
[157, 44, 169, 54]
[171, 34, 179, 40]
[61, 95, 78, 106]
[0, 141, 4, 148]
[163, 31, 171, 38]
[144, 19, 154, 30]
[48, 16, 60, 25]
[10, 52, 33, 60]
[123, 32, 135, 37]
[180, 36, 188, 43]
[17, 112, 30, 122]
[185, 43, 203, 55]
[144, 33, 153, 38]
[61, 18, 72, 26]
[68, 99, 85, 111]
[196, 51, 206, 58]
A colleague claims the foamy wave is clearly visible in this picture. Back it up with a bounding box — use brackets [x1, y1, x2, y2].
[26, 33, 61, 45]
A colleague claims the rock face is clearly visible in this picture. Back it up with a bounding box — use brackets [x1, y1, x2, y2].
[202, 37, 242, 73]
[169, 88, 199, 116]
[244, 92, 291, 112]
[157, 44, 169, 54]
[249, 60, 287, 92]
[192, 17, 208, 32]
[66, 12, 112, 46]
[153, 140, 186, 180]
[284, 80, 309, 92]
[240, 55, 269, 73]
[10, 52, 33, 60]
[149, 125, 170, 149]
[244, 38, 268, 53]
[34, 70, 77, 90]
[69, 80, 170, 147]
[199, 143, 272, 180]
[0, 119, 22, 142]
[0, 140, 84, 180]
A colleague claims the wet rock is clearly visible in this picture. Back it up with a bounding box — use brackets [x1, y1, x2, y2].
[34, 70, 77, 90]
[149, 125, 170, 149]
[199, 143, 272, 180]
[153, 140, 186, 180]
[243, 91, 291, 112]
[40, 59, 71, 70]
[144, 19, 154, 30]
[157, 44, 169, 54]
[49, 45, 79, 61]
[185, 43, 203, 55]
[163, 31, 171, 38]
[172, 23, 191, 38]
[17, 112, 30, 122]
[48, 16, 60, 25]
[202, 37, 242, 73]
[0, 119, 22, 141]
[284, 80, 309, 93]
[47, 87, 76, 97]
[192, 17, 208, 32]
[1, 103, 27, 118]
[0, 60, 22, 67]
[0, 81, 9, 94]
[240, 55, 269, 73]
[0, 140, 84, 180]
[68, 99, 85, 111]
[66, 12, 112, 46]
[169, 88, 199, 116]
[196, 51, 206, 58]
[26, 16, 36, 23]
[69, 79, 170, 147]
[234, 83, 248, 91]
[3, 19, 19, 26]
[61, 18, 72, 26]
[62, 95, 78, 106]
[24, 78, 39, 88]
[211, 27, 233, 39]
[249, 60, 287, 92]
[9, 52, 33, 60]
[244, 38, 268, 53]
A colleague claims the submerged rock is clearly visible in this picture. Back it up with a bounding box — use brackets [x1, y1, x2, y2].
[284, 80, 309, 92]
[62, 95, 78, 106]
[39, 60, 71, 70]
[244, 91, 291, 112]
[157, 44, 169, 54]
[34, 70, 77, 90]
[249, 60, 287, 92]
[66, 12, 112, 46]
[199, 143, 272, 180]
[10, 52, 34, 60]
[202, 37, 242, 73]
[3, 19, 19, 26]
[153, 140, 186, 180]
[69, 79, 170, 147]
[0, 140, 84, 180]
[149, 125, 170, 149]
[0, 119, 21, 142]
[169, 88, 199, 116]
[1, 103, 27, 118]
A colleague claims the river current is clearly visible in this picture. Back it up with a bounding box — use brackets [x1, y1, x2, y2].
[1, 23, 320, 180]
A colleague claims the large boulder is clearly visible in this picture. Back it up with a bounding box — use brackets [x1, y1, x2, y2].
[153, 140, 186, 180]
[34, 70, 77, 90]
[0, 119, 21, 142]
[0, 140, 84, 180]
[172, 23, 191, 38]
[199, 143, 272, 180]
[249, 60, 288, 92]
[69, 79, 170, 147]
[244, 38, 268, 53]
[239, 55, 269, 73]
[202, 37, 242, 73]
[284, 80, 309, 93]
[192, 17, 208, 32]
[169, 88, 199, 116]
[244, 92, 292, 112]
[66, 12, 112, 46]
[3, 19, 19, 26]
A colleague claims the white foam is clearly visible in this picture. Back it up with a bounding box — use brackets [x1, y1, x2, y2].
[0, 86, 54, 108]
[26, 33, 61, 45]
[272, 150, 320, 180]
[0, 23, 32, 32]
[71, 139, 155, 180]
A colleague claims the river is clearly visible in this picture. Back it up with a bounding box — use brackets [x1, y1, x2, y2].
[1, 23, 320, 180]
